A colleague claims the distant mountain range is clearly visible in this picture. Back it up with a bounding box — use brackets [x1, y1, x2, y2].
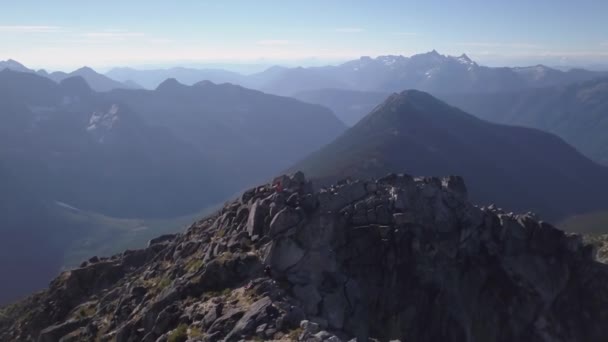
[261, 51, 607, 95]
[0, 59, 138, 92]
[439, 77, 608, 166]
[39, 67, 142, 92]
[293, 90, 608, 221]
[105, 51, 606, 96]
[5, 51, 607, 97]
[106, 67, 245, 89]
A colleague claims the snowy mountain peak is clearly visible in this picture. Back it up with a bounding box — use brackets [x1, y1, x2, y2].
[458, 53, 472, 62]
[455, 53, 476, 66]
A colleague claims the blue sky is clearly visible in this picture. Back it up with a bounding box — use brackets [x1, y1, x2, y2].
[0, 0, 607, 70]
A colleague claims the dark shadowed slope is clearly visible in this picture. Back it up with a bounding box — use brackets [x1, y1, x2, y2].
[0, 163, 79, 305]
[439, 77, 608, 166]
[105, 79, 346, 183]
[293, 90, 608, 221]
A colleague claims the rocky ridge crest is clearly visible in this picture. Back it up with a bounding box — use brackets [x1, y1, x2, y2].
[2, 172, 608, 342]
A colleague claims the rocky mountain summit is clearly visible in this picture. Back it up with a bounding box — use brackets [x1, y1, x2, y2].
[2, 172, 608, 342]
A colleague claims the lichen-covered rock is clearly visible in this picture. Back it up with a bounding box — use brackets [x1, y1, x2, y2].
[2, 172, 607, 342]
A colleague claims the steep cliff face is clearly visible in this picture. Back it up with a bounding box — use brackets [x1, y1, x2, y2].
[2, 172, 608, 342]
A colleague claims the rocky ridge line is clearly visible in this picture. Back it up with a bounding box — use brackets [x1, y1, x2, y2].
[1, 172, 608, 342]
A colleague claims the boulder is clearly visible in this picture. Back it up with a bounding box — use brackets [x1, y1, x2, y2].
[300, 320, 320, 334]
[269, 207, 301, 237]
[225, 297, 278, 340]
[246, 200, 267, 238]
[266, 237, 306, 272]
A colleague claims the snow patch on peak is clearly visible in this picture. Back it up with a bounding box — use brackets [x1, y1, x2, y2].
[375, 55, 407, 69]
[455, 53, 477, 67]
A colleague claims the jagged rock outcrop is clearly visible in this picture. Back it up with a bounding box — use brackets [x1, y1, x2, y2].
[2, 172, 608, 342]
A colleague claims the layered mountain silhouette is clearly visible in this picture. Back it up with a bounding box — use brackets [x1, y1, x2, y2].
[293, 90, 608, 220]
[98, 52, 608, 97]
[0, 59, 137, 92]
[106, 67, 245, 89]
[250, 51, 608, 95]
[39, 67, 140, 92]
[439, 77, 608, 166]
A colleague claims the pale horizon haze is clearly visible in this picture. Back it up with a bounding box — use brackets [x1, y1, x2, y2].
[0, 0, 607, 71]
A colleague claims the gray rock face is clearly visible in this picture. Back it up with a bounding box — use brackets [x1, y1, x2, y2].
[2, 172, 608, 342]
[293, 284, 322, 315]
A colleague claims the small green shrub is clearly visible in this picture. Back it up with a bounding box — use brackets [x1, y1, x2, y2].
[185, 259, 204, 273]
[157, 277, 172, 291]
[167, 324, 188, 342]
[188, 326, 203, 338]
[287, 327, 303, 340]
[76, 305, 96, 318]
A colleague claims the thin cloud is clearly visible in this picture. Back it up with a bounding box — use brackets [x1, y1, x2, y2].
[601, 41, 608, 47]
[473, 50, 608, 58]
[391, 32, 419, 36]
[257, 40, 291, 46]
[335, 27, 365, 33]
[0, 25, 63, 33]
[147, 38, 174, 44]
[458, 42, 544, 49]
[80, 31, 145, 39]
